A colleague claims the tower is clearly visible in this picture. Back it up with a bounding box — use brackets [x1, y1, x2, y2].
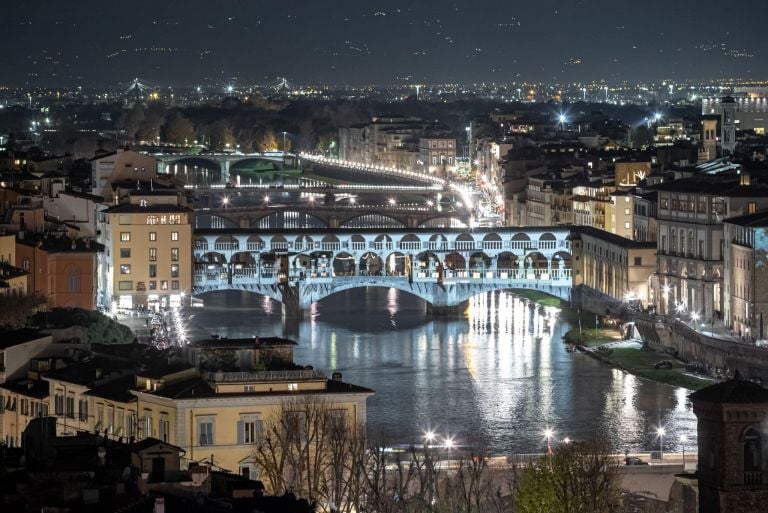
[720, 96, 737, 155]
[700, 116, 719, 162]
[690, 371, 768, 513]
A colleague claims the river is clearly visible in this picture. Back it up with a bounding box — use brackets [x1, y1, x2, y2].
[182, 288, 697, 455]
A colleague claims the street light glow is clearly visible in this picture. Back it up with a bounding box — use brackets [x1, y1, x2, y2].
[424, 430, 436, 443]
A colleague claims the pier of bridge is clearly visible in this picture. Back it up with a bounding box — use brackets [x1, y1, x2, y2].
[192, 227, 574, 320]
[154, 152, 296, 184]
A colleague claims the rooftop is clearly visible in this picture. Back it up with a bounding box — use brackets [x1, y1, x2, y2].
[0, 377, 49, 399]
[689, 371, 768, 404]
[574, 226, 657, 250]
[723, 210, 768, 228]
[0, 329, 50, 350]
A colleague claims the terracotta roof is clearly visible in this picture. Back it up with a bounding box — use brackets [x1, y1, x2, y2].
[689, 371, 768, 404]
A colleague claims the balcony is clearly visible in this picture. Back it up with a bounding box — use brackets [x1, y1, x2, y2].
[206, 369, 327, 383]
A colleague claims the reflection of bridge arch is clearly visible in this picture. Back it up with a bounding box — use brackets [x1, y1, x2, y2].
[341, 214, 405, 229]
[166, 157, 223, 186]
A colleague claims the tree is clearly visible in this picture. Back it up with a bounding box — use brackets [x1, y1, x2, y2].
[164, 113, 196, 145]
[0, 295, 46, 329]
[116, 104, 145, 143]
[255, 128, 279, 152]
[631, 125, 654, 149]
[515, 439, 622, 513]
[208, 119, 235, 150]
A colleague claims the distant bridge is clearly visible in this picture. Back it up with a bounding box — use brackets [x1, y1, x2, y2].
[154, 152, 296, 184]
[192, 227, 574, 317]
[195, 204, 471, 230]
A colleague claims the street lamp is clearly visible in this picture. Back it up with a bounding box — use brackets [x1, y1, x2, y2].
[388, 198, 397, 206]
[656, 427, 665, 459]
[443, 436, 455, 450]
[543, 427, 555, 455]
[424, 430, 436, 446]
[680, 434, 688, 471]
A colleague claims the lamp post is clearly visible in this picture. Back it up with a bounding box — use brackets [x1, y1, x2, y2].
[680, 434, 688, 471]
[544, 427, 554, 456]
[656, 427, 665, 459]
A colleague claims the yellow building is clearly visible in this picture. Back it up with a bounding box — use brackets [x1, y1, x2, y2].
[98, 191, 193, 310]
[133, 368, 372, 477]
[4, 353, 372, 478]
[573, 226, 657, 307]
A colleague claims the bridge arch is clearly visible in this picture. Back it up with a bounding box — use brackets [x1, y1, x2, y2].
[469, 252, 492, 269]
[196, 213, 238, 230]
[231, 251, 256, 266]
[525, 251, 549, 270]
[539, 232, 557, 249]
[332, 252, 356, 276]
[497, 251, 519, 270]
[341, 214, 405, 229]
[360, 252, 384, 276]
[444, 252, 466, 271]
[164, 157, 222, 186]
[254, 210, 328, 230]
[197, 251, 227, 264]
[295, 234, 315, 252]
[386, 252, 408, 276]
[247, 235, 265, 251]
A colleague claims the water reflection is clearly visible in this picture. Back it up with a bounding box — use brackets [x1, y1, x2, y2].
[186, 289, 697, 454]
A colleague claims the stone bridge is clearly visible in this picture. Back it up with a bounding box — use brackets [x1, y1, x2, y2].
[192, 227, 574, 317]
[154, 152, 296, 184]
[195, 204, 472, 230]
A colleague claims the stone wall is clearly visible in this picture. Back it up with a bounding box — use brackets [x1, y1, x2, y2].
[636, 316, 768, 381]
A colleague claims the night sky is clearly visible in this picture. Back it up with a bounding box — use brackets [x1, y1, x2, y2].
[2, 0, 766, 87]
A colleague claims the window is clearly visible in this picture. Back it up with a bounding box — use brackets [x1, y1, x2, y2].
[79, 399, 89, 422]
[172, 280, 179, 290]
[65, 394, 75, 419]
[149, 232, 157, 241]
[748, 202, 757, 214]
[161, 280, 169, 290]
[120, 232, 131, 242]
[118, 281, 133, 291]
[171, 248, 179, 261]
[634, 257, 642, 266]
[744, 428, 762, 482]
[20, 398, 29, 416]
[198, 417, 215, 446]
[288, 383, 299, 391]
[120, 264, 131, 275]
[141, 413, 153, 438]
[120, 248, 131, 258]
[22, 258, 30, 271]
[146, 215, 159, 225]
[171, 231, 179, 241]
[67, 267, 80, 293]
[96, 403, 104, 429]
[159, 414, 170, 442]
[54, 393, 64, 415]
[169, 215, 181, 225]
[171, 264, 179, 278]
[149, 281, 157, 290]
[149, 247, 157, 261]
[149, 264, 157, 278]
[237, 415, 264, 445]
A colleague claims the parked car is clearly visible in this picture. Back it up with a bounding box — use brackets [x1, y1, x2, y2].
[654, 360, 674, 369]
[625, 457, 649, 466]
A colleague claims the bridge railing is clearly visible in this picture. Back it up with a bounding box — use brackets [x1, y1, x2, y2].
[214, 242, 239, 252]
[247, 242, 265, 251]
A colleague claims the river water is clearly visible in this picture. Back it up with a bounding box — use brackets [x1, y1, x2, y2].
[183, 288, 697, 455]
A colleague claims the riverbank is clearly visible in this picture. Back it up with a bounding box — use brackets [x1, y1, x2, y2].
[558, 305, 711, 390]
[512, 289, 563, 308]
[582, 344, 712, 390]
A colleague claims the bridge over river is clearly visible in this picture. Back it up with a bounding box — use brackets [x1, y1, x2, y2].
[192, 227, 574, 318]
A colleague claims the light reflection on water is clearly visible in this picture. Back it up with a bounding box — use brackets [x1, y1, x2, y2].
[185, 288, 697, 454]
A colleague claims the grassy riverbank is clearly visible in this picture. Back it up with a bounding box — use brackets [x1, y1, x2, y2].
[511, 289, 563, 307]
[587, 346, 711, 390]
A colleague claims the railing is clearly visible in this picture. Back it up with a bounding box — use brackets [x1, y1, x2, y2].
[206, 370, 326, 382]
[214, 242, 239, 252]
[745, 471, 763, 485]
[247, 242, 265, 251]
[399, 242, 421, 251]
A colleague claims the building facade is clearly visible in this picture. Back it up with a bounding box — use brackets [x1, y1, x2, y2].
[98, 191, 193, 310]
